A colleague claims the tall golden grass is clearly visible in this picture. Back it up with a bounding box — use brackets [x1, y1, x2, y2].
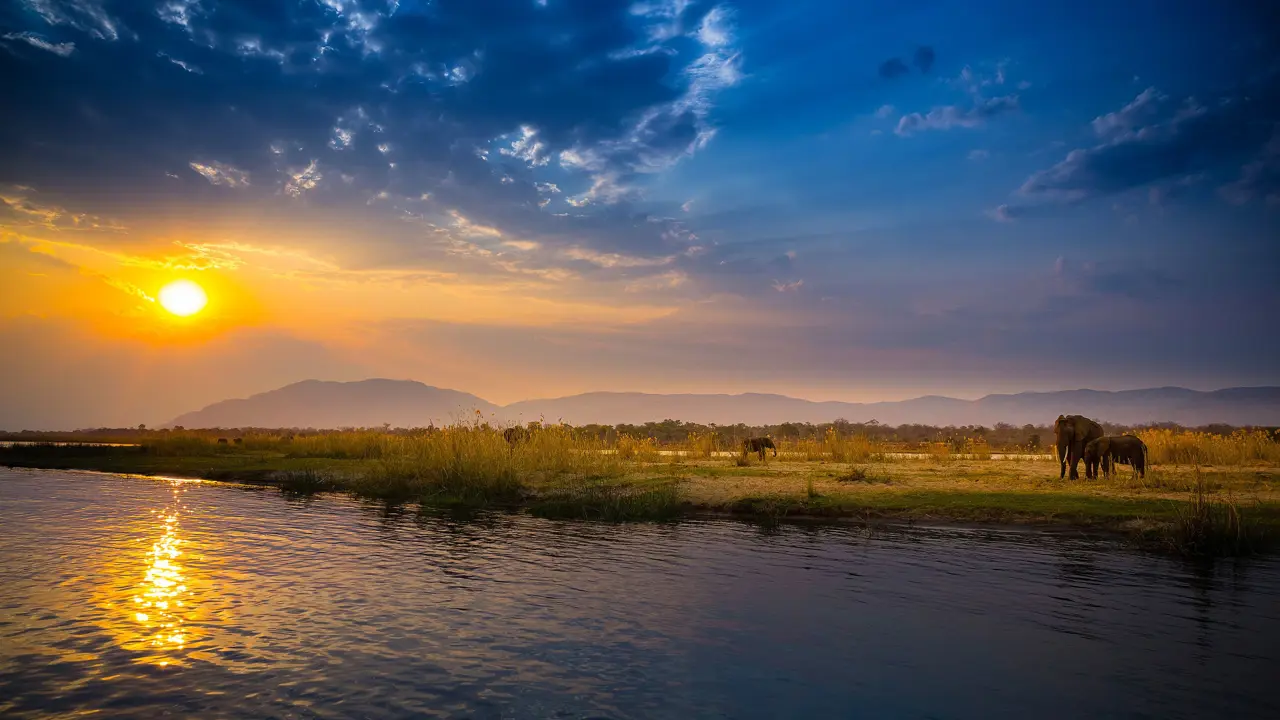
[614, 433, 661, 462]
[1138, 429, 1280, 466]
[789, 430, 882, 462]
[135, 425, 1280, 475]
[686, 431, 720, 459]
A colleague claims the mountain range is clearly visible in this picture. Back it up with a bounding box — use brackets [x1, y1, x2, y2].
[165, 379, 1280, 429]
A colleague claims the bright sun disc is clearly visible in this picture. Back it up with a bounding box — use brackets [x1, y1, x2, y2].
[158, 280, 208, 317]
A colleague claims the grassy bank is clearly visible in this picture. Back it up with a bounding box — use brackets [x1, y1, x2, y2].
[4, 427, 1279, 556]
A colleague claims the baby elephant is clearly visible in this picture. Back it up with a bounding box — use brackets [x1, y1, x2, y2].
[1083, 435, 1148, 479]
[742, 436, 777, 460]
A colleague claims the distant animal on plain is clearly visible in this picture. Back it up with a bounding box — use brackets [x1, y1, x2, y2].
[503, 426, 530, 447]
[1083, 435, 1148, 479]
[233, 437, 243, 445]
[1053, 414, 1104, 480]
[742, 436, 777, 460]
[217, 437, 228, 445]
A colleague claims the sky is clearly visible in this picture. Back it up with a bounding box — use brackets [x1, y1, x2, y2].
[1, 0, 1278, 429]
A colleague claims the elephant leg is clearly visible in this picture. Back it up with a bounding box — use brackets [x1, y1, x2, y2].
[1069, 440, 1084, 480]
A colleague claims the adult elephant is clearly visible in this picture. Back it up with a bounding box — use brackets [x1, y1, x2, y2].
[503, 426, 530, 447]
[1053, 414, 1104, 480]
[1083, 435, 1148, 479]
[742, 436, 777, 460]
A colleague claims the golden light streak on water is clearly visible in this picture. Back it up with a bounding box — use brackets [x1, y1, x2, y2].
[113, 478, 204, 667]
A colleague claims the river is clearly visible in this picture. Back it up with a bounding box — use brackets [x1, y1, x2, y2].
[1, 468, 1277, 719]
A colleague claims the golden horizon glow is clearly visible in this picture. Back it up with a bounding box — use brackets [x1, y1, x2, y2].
[158, 279, 208, 317]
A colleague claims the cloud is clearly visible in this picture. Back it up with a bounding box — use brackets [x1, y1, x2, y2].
[878, 57, 909, 79]
[696, 5, 734, 48]
[20, 0, 121, 41]
[0, 185, 125, 231]
[913, 46, 935, 73]
[0, 0, 744, 271]
[284, 160, 322, 197]
[895, 95, 1018, 136]
[156, 51, 199, 73]
[156, 0, 201, 31]
[1219, 130, 1280, 206]
[771, 279, 803, 292]
[2, 31, 75, 56]
[968, 149, 990, 161]
[1148, 173, 1204, 207]
[189, 161, 250, 188]
[1090, 87, 1166, 137]
[987, 204, 1016, 222]
[894, 63, 1020, 136]
[1018, 85, 1280, 204]
[498, 126, 551, 168]
[875, 104, 895, 119]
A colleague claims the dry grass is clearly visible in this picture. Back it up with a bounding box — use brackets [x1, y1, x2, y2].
[615, 434, 661, 462]
[1160, 468, 1268, 557]
[7, 425, 1279, 540]
[787, 431, 883, 462]
[686, 431, 720, 459]
[1138, 428, 1280, 466]
[926, 442, 953, 463]
[965, 439, 992, 461]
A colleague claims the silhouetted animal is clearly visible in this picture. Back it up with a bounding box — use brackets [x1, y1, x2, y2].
[217, 438, 228, 445]
[1083, 435, 1148, 479]
[233, 437, 243, 445]
[1054, 414, 1105, 480]
[742, 436, 777, 460]
[503, 426, 530, 447]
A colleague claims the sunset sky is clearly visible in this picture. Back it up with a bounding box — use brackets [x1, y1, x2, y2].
[2, 0, 1278, 429]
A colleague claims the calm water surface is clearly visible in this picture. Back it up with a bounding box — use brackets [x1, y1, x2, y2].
[1, 468, 1277, 719]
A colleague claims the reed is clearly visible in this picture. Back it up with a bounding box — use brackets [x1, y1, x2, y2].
[1139, 429, 1280, 466]
[1161, 468, 1265, 557]
[614, 434, 661, 462]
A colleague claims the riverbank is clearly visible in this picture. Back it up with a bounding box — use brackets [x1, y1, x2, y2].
[3, 442, 1278, 554]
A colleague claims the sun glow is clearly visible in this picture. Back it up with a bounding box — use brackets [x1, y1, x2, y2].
[158, 279, 208, 317]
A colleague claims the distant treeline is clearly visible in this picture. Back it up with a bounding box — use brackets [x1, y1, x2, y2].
[4, 419, 1279, 452]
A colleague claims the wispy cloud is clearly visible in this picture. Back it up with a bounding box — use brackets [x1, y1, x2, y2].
[284, 160, 321, 197]
[189, 161, 250, 188]
[2, 32, 74, 57]
[895, 64, 1020, 136]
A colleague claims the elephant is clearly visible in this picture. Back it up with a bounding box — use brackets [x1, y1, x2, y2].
[742, 436, 777, 460]
[503, 426, 530, 447]
[1083, 435, 1148, 479]
[1053, 414, 1104, 480]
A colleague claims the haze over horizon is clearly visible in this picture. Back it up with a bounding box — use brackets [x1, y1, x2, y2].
[3, 0, 1279, 429]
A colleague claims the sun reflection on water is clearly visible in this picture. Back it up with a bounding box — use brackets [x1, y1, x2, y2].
[122, 479, 200, 666]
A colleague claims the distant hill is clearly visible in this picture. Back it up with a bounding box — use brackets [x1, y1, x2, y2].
[167, 379, 499, 429]
[165, 379, 1280, 429]
[505, 387, 1280, 427]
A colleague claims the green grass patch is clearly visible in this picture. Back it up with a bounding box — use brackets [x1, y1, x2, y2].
[530, 481, 683, 522]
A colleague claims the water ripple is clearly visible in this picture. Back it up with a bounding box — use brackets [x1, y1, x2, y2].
[1, 468, 1278, 719]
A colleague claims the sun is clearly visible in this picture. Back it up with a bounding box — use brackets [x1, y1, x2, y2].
[158, 280, 208, 317]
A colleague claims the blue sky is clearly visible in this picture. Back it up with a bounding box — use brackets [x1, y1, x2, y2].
[1, 0, 1278, 427]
